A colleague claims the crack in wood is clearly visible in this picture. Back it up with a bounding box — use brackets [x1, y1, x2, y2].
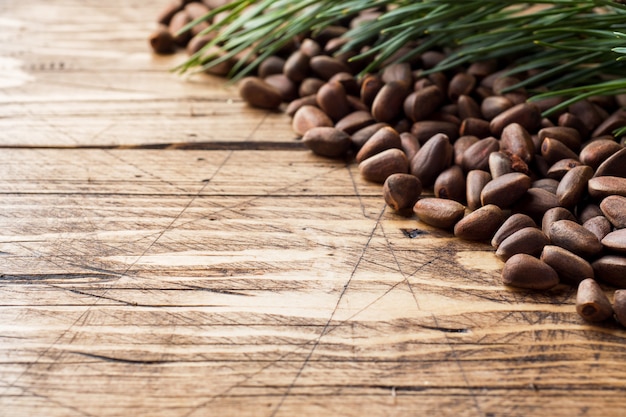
[0, 273, 117, 282]
[70, 351, 171, 365]
[0, 141, 308, 151]
[400, 228, 428, 239]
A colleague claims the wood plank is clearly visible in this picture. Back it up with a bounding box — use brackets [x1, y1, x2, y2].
[0, 76, 295, 147]
[2, 1, 626, 416]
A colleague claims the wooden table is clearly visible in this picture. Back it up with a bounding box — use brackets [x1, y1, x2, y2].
[1, 1, 625, 416]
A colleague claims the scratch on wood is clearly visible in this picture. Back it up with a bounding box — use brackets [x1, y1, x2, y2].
[267, 204, 387, 417]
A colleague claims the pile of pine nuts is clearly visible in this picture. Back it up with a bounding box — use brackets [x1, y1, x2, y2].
[150, 1, 626, 327]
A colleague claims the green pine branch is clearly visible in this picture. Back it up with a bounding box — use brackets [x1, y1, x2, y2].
[174, 1, 626, 117]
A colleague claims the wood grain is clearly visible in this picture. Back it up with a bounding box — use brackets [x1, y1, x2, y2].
[1, 1, 626, 416]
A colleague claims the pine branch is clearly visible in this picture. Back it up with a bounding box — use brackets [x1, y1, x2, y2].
[174, 0, 626, 109]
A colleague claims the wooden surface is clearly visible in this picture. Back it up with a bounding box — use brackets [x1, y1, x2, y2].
[1, 1, 626, 416]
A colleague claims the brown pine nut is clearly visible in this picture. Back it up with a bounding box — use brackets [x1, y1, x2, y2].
[265, 73, 298, 102]
[546, 158, 583, 180]
[460, 117, 491, 138]
[541, 207, 577, 236]
[298, 77, 324, 97]
[381, 62, 413, 86]
[383, 173, 422, 212]
[239, 76, 283, 110]
[157, 0, 183, 25]
[292, 105, 333, 135]
[491, 213, 537, 248]
[578, 203, 604, 224]
[285, 95, 318, 117]
[434, 165, 466, 203]
[538, 126, 582, 152]
[404, 85, 445, 122]
[316, 81, 351, 121]
[360, 74, 384, 108]
[457, 95, 482, 120]
[541, 245, 594, 285]
[540, 137, 580, 165]
[569, 99, 604, 132]
[592, 256, 626, 287]
[466, 170, 492, 212]
[601, 229, 626, 253]
[579, 139, 623, 170]
[532, 178, 559, 194]
[400, 132, 421, 161]
[481, 96, 513, 121]
[548, 219, 603, 259]
[583, 215, 613, 242]
[556, 165, 594, 208]
[500, 123, 534, 163]
[588, 176, 626, 200]
[454, 135, 479, 167]
[462, 137, 500, 172]
[149, 26, 177, 55]
[448, 72, 476, 101]
[350, 122, 389, 148]
[185, 2, 210, 35]
[283, 51, 311, 82]
[413, 198, 465, 229]
[169, 10, 193, 46]
[356, 126, 402, 163]
[359, 148, 409, 183]
[480, 172, 531, 209]
[371, 81, 410, 123]
[614, 290, 626, 326]
[488, 151, 513, 178]
[409, 133, 453, 187]
[600, 195, 626, 228]
[411, 120, 459, 144]
[302, 127, 352, 158]
[501, 253, 559, 290]
[300, 38, 322, 57]
[454, 204, 505, 241]
[489, 103, 541, 136]
[310, 55, 351, 80]
[511, 188, 560, 221]
[592, 110, 626, 137]
[595, 148, 626, 178]
[576, 278, 613, 322]
[496, 226, 549, 261]
[334, 111, 375, 134]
